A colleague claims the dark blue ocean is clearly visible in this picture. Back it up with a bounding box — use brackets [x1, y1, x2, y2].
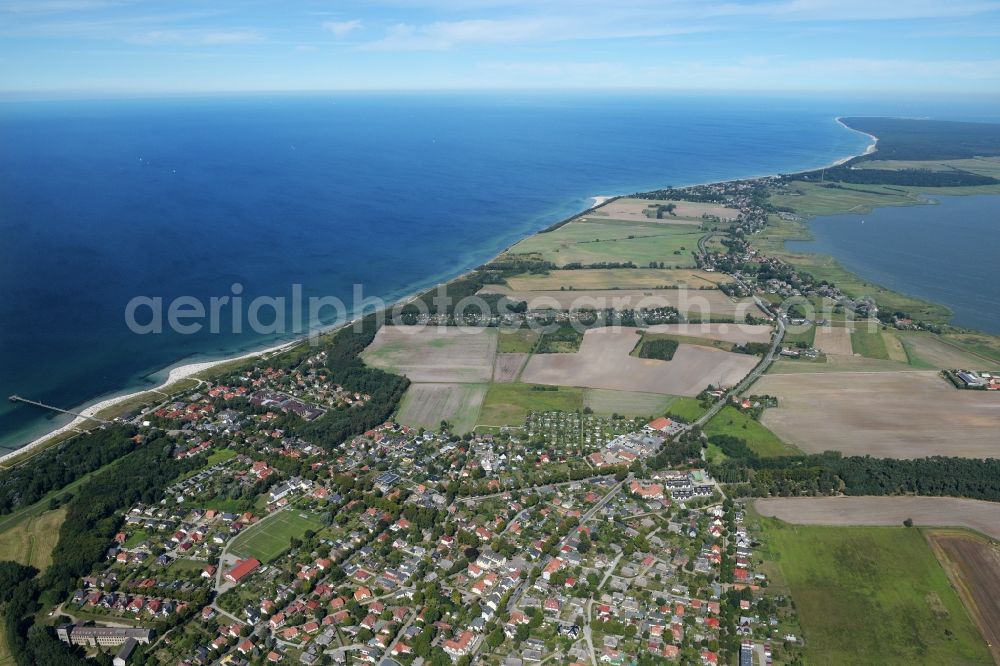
[0, 93, 994, 450]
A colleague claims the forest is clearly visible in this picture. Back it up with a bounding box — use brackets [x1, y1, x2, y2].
[840, 117, 1000, 161]
[0, 425, 140, 515]
[796, 166, 997, 187]
[706, 434, 1000, 501]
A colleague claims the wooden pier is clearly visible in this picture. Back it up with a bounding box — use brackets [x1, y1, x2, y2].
[8, 395, 111, 426]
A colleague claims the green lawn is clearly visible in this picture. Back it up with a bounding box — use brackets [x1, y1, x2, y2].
[509, 218, 703, 268]
[497, 328, 540, 353]
[759, 520, 992, 665]
[704, 406, 798, 457]
[228, 509, 327, 563]
[851, 327, 890, 359]
[478, 383, 584, 426]
[123, 529, 151, 548]
[206, 448, 239, 465]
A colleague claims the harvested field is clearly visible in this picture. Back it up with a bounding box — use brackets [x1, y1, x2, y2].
[755, 497, 1000, 541]
[593, 198, 738, 223]
[756, 371, 1000, 458]
[582, 389, 677, 417]
[362, 326, 497, 383]
[813, 325, 853, 356]
[521, 327, 758, 396]
[479, 285, 764, 319]
[899, 331, 1000, 370]
[493, 353, 527, 383]
[397, 383, 486, 433]
[928, 531, 1000, 664]
[645, 322, 774, 344]
[505, 268, 731, 291]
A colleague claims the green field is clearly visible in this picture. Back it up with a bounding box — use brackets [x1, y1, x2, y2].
[663, 397, 708, 422]
[509, 218, 702, 268]
[782, 324, 816, 347]
[478, 383, 584, 426]
[228, 509, 327, 563]
[851, 327, 890, 360]
[759, 520, 992, 665]
[704, 406, 797, 457]
[0, 506, 66, 571]
[582, 389, 677, 418]
[497, 328, 540, 353]
[769, 180, 925, 218]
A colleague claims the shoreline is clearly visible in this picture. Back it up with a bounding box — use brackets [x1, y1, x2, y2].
[1, 119, 882, 464]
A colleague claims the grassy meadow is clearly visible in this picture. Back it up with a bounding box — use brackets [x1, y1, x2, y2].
[509, 218, 702, 268]
[704, 406, 798, 457]
[758, 520, 992, 665]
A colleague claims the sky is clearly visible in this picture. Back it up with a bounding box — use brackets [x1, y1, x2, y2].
[1, 0, 1000, 95]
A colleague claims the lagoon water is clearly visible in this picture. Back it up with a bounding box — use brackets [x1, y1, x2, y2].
[787, 194, 1000, 335]
[0, 93, 991, 450]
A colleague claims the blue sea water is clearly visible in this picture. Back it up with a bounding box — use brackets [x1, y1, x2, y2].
[787, 194, 1000, 334]
[0, 92, 992, 451]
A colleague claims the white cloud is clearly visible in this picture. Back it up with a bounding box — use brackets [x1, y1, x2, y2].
[364, 16, 711, 50]
[129, 29, 264, 45]
[323, 19, 362, 37]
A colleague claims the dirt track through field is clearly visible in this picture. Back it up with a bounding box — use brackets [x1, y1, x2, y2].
[493, 353, 527, 382]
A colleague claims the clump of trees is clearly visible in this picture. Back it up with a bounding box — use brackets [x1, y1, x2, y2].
[637, 337, 679, 361]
